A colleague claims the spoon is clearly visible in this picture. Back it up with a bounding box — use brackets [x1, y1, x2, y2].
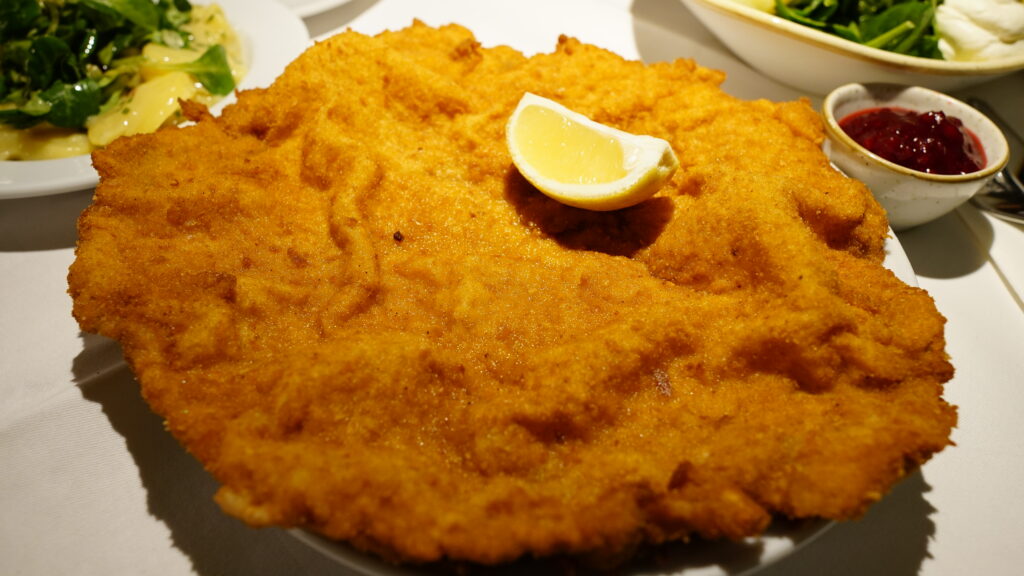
[967, 97, 1024, 225]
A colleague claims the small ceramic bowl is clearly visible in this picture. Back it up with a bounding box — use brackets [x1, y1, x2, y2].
[678, 0, 1024, 95]
[822, 83, 1009, 231]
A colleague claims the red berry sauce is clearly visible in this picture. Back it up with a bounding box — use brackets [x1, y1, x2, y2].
[839, 107, 986, 175]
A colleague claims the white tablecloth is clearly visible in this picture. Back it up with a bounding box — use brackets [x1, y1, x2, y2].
[3, 1, 1023, 575]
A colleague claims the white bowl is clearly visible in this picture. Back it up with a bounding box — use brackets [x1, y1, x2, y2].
[822, 83, 1009, 231]
[679, 0, 1024, 95]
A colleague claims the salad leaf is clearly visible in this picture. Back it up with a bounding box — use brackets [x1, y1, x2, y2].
[0, 78, 102, 129]
[81, 0, 161, 32]
[158, 0, 194, 32]
[774, 0, 944, 59]
[37, 78, 104, 128]
[150, 44, 236, 95]
[775, 0, 840, 29]
[28, 36, 77, 90]
[0, 0, 241, 133]
[0, 0, 41, 43]
[186, 44, 235, 95]
[97, 32, 137, 67]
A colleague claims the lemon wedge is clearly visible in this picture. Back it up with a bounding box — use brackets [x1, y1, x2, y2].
[506, 92, 679, 211]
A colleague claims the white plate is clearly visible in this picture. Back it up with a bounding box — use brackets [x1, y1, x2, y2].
[0, 0, 310, 200]
[290, 4, 919, 574]
[279, 0, 354, 18]
[293, 519, 830, 576]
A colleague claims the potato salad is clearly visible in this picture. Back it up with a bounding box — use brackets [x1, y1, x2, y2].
[0, 0, 244, 161]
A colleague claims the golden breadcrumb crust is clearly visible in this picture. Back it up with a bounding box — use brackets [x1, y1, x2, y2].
[69, 22, 955, 566]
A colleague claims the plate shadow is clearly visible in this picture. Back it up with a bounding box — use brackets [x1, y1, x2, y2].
[895, 210, 989, 279]
[0, 189, 93, 252]
[754, 471, 935, 576]
[72, 340, 343, 576]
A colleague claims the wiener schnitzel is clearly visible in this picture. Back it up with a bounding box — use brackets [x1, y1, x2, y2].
[69, 22, 956, 567]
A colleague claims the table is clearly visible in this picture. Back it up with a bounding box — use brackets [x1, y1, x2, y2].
[3, 1, 1023, 575]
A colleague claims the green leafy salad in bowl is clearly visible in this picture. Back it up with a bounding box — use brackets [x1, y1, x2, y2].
[772, 0, 943, 59]
[734, 0, 1024, 63]
[1, 0, 245, 161]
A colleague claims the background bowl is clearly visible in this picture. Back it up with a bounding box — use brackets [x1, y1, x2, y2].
[822, 83, 1009, 231]
[679, 0, 1024, 96]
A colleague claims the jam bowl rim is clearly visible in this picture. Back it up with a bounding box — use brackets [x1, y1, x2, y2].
[822, 82, 1010, 183]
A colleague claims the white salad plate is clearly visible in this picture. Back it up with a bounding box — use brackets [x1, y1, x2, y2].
[280, 0, 354, 18]
[0, 0, 310, 200]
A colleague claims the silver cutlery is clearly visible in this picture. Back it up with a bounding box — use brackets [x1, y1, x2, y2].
[967, 97, 1024, 225]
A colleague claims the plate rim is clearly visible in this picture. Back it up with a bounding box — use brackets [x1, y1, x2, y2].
[280, 0, 355, 19]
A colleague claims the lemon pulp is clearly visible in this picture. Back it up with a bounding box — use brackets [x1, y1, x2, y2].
[506, 92, 678, 211]
[511, 106, 627, 185]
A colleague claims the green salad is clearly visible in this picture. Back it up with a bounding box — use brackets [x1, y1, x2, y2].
[1, 0, 240, 159]
[773, 0, 944, 59]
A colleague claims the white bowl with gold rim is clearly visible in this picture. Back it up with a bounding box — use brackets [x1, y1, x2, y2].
[678, 0, 1024, 96]
[822, 83, 1010, 231]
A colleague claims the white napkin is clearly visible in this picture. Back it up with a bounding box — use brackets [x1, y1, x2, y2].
[960, 205, 1024, 309]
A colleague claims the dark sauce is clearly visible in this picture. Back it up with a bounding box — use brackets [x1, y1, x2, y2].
[839, 107, 986, 175]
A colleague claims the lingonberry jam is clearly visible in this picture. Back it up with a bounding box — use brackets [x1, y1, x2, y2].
[839, 107, 986, 175]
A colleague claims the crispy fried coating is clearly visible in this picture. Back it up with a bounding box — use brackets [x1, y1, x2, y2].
[69, 22, 955, 566]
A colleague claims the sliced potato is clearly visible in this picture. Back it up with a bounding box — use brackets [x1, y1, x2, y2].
[140, 44, 205, 81]
[88, 72, 198, 147]
[0, 124, 93, 160]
